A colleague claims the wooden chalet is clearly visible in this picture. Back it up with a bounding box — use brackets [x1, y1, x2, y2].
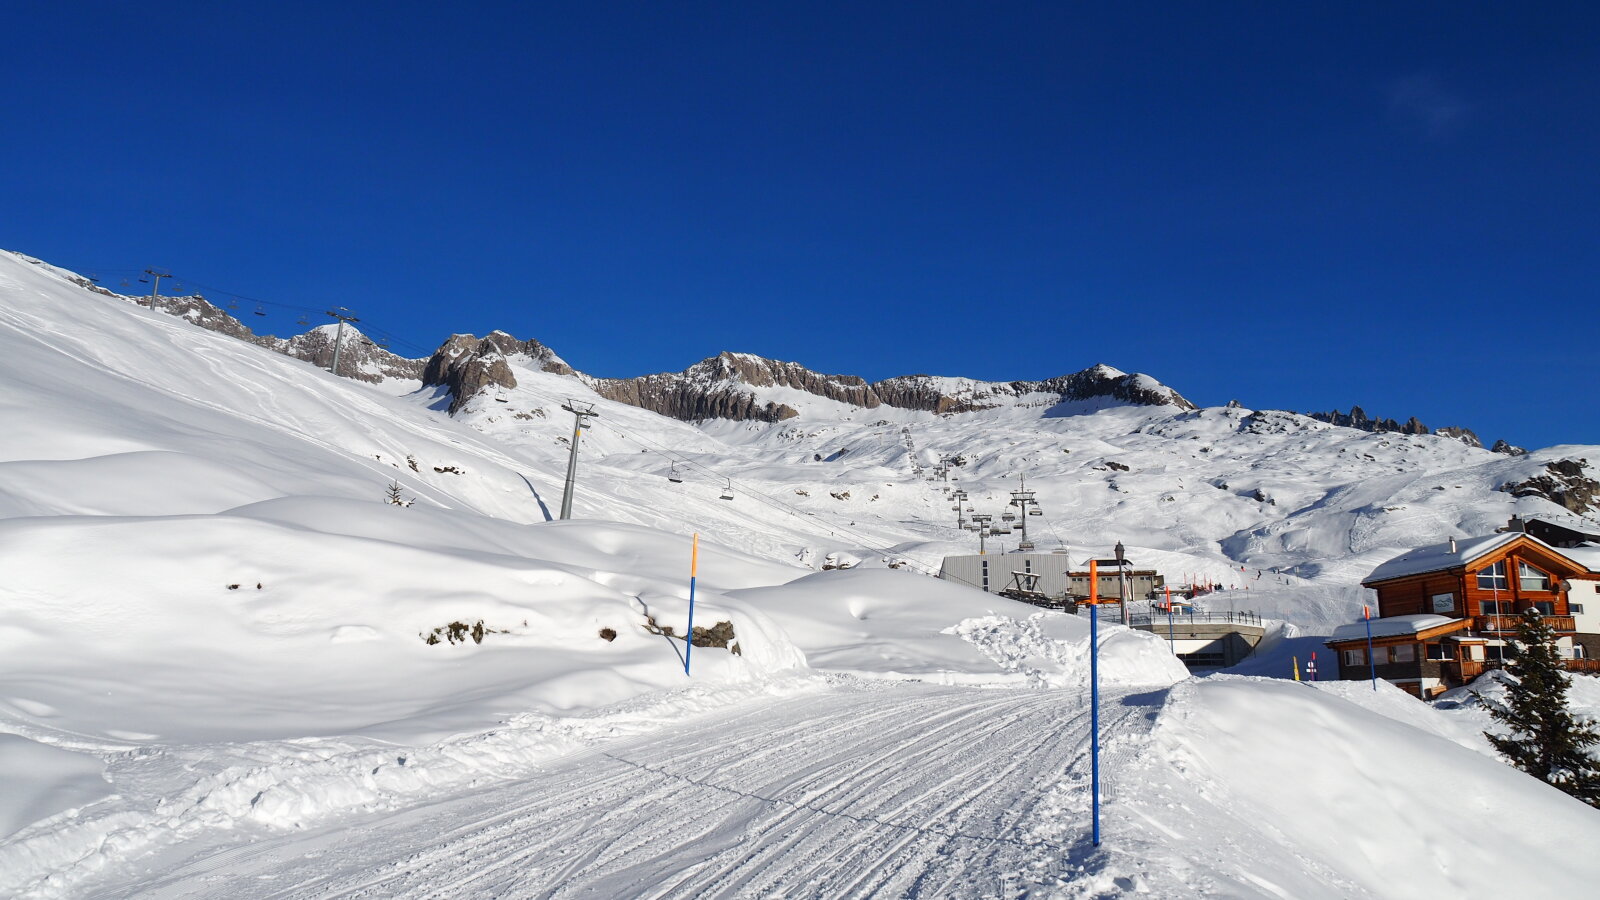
[1326, 532, 1600, 699]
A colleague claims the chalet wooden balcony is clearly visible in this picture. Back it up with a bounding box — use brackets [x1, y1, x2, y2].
[1443, 656, 1599, 684]
[1473, 615, 1575, 634]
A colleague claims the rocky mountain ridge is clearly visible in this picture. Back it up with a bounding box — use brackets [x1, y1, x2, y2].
[43, 261, 1511, 445]
[426, 339, 1199, 423]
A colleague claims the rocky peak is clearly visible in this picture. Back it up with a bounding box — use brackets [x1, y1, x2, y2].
[419, 331, 574, 413]
[280, 324, 425, 384]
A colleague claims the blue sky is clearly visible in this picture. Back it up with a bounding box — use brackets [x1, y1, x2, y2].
[3, 1, 1595, 449]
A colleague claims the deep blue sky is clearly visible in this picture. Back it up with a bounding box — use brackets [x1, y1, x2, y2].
[4, 2, 1595, 449]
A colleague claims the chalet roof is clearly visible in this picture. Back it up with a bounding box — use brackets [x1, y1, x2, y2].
[1363, 533, 1570, 584]
[1327, 614, 1466, 643]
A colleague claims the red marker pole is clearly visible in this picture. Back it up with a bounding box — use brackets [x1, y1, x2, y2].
[1363, 604, 1377, 691]
[1164, 585, 1175, 652]
[1088, 558, 1101, 848]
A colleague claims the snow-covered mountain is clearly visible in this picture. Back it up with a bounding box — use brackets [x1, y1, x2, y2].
[5, 248, 1600, 897]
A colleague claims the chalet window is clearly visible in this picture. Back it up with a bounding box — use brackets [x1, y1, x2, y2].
[1533, 601, 1556, 616]
[1392, 644, 1416, 663]
[1485, 644, 1507, 661]
[1576, 645, 1589, 660]
[1519, 562, 1551, 592]
[981, 560, 989, 590]
[1573, 603, 1586, 615]
[1476, 561, 1508, 591]
[1343, 648, 1366, 666]
[1425, 642, 1454, 660]
[1482, 599, 1512, 615]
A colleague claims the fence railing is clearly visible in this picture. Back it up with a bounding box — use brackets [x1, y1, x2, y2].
[1127, 611, 1262, 628]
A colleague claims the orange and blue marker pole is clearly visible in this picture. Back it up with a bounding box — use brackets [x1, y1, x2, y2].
[684, 533, 700, 676]
[1089, 558, 1101, 847]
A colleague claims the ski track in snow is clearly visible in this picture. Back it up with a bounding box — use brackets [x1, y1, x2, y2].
[87, 682, 1162, 900]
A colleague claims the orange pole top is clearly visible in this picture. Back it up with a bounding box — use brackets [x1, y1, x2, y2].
[1088, 559, 1099, 605]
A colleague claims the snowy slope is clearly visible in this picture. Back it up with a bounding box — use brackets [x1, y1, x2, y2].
[4, 249, 1600, 898]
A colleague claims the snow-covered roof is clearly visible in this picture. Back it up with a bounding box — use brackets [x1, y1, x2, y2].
[1328, 614, 1466, 643]
[1560, 545, 1600, 573]
[1364, 533, 1540, 583]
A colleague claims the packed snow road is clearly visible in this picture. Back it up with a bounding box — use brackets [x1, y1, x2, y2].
[98, 681, 1162, 899]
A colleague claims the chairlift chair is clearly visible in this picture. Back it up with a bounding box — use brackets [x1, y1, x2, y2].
[227, 300, 239, 310]
[296, 315, 310, 326]
[1029, 508, 1043, 516]
[252, 304, 267, 316]
[1001, 511, 1016, 522]
[719, 479, 734, 501]
[668, 462, 684, 483]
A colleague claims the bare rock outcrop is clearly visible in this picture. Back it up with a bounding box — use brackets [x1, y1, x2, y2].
[1499, 459, 1600, 516]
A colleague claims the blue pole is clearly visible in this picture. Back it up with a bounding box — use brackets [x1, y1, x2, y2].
[1090, 599, 1101, 847]
[1364, 606, 1376, 691]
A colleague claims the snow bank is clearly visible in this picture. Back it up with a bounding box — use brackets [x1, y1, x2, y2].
[729, 568, 1187, 686]
[1145, 677, 1600, 895]
[0, 736, 112, 840]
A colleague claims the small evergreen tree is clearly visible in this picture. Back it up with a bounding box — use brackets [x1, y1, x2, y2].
[385, 480, 409, 506]
[1477, 609, 1600, 807]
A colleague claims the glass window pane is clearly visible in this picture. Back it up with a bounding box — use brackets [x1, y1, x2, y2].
[1392, 644, 1415, 663]
[1477, 561, 1508, 590]
[1519, 562, 1550, 592]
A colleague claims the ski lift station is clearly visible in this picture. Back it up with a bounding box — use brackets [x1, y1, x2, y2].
[936, 551, 1166, 608]
[937, 550, 1264, 668]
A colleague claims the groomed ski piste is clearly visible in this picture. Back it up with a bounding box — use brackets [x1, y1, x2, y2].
[2, 249, 1599, 898]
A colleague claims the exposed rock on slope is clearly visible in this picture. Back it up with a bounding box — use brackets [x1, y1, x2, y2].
[1499, 459, 1600, 516]
[585, 354, 1196, 423]
[156, 295, 424, 383]
[1302, 405, 1490, 449]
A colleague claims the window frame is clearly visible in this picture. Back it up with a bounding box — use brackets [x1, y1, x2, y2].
[1477, 561, 1508, 591]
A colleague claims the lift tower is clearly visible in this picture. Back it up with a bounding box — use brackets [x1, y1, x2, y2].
[559, 400, 598, 520]
[1009, 475, 1038, 552]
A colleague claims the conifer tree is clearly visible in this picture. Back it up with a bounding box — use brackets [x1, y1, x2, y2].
[385, 480, 407, 506]
[1478, 609, 1600, 807]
